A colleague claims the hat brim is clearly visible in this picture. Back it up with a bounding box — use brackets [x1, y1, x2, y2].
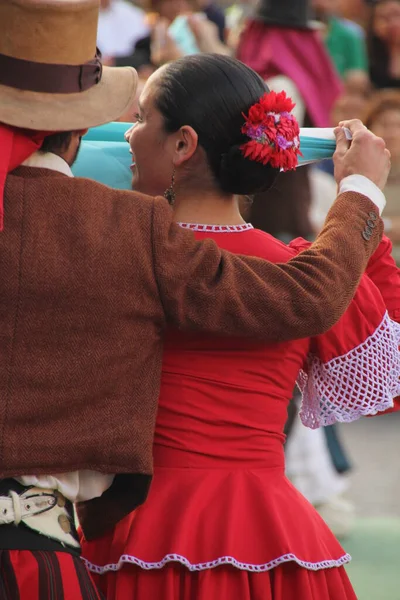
[0, 65, 138, 132]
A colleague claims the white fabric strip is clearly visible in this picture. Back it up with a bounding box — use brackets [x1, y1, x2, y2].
[22, 152, 73, 177]
[339, 174, 386, 215]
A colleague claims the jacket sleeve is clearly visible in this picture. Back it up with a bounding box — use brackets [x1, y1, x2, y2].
[151, 192, 383, 342]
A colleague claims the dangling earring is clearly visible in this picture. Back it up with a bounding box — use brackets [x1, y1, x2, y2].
[164, 169, 176, 205]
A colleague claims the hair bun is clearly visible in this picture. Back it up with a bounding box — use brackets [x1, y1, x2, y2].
[218, 144, 279, 196]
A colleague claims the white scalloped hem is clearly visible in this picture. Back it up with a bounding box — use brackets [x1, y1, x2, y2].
[298, 312, 400, 429]
[83, 551, 352, 575]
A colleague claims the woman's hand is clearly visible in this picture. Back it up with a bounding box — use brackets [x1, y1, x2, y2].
[187, 15, 231, 55]
[150, 17, 183, 66]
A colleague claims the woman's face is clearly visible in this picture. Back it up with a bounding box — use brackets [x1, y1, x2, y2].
[370, 107, 400, 162]
[126, 71, 174, 196]
[373, 1, 400, 45]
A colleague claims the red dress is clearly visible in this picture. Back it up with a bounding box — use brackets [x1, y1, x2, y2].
[81, 224, 400, 600]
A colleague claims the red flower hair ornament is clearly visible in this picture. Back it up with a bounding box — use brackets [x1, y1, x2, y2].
[241, 91, 302, 171]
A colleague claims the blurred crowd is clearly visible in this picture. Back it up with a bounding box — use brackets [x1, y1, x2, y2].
[96, 0, 400, 538]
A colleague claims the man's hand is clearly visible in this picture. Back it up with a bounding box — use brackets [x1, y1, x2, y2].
[334, 119, 391, 190]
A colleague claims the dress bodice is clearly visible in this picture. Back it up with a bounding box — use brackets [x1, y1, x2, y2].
[155, 227, 309, 469]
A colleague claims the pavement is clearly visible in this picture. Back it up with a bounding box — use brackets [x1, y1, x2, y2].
[340, 411, 400, 519]
[338, 412, 400, 599]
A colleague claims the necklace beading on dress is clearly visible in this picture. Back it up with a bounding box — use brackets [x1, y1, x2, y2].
[177, 222, 254, 233]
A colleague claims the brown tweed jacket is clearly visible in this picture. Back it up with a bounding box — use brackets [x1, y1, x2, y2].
[0, 167, 382, 538]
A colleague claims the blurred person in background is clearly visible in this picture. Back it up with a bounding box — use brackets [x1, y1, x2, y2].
[225, 0, 258, 52]
[307, 88, 375, 539]
[300, 86, 373, 537]
[312, 0, 370, 93]
[365, 90, 400, 262]
[237, 0, 357, 539]
[115, 0, 229, 74]
[194, 0, 226, 41]
[149, 0, 225, 39]
[97, 0, 150, 63]
[367, 0, 400, 88]
[338, 0, 370, 28]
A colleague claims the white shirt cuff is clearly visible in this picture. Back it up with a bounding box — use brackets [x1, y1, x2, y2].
[339, 175, 386, 216]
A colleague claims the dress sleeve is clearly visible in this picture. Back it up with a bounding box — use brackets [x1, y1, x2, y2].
[365, 235, 400, 413]
[289, 237, 400, 429]
[365, 235, 400, 321]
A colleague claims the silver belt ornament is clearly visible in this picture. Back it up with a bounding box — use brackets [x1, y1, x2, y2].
[0, 487, 79, 548]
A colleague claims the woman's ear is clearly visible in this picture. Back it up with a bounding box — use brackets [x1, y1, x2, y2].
[172, 125, 199, 167]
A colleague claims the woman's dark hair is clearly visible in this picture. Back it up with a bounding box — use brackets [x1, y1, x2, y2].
[367, 0, 400, 88]
[155, 54, 280, 196]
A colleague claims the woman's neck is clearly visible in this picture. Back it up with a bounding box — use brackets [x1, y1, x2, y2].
[172, 190, 245, 225]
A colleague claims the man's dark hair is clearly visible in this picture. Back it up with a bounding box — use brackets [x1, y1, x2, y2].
[41, 132, 73, 155]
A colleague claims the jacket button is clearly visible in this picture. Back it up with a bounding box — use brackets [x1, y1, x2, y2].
[367, 219, 376, 228]
[365, 225, 373, 236]
[368, 211, 378, 220]
[58, 514, 72, 534]
[362, 230, 371, 241]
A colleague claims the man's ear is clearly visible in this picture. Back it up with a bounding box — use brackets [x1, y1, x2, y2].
[172, 125, 199, 167]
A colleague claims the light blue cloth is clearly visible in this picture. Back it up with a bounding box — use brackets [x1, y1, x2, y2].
[73, 123, 337, 189]
[73, 140, 132, 190]
[300, 136, 336, 164]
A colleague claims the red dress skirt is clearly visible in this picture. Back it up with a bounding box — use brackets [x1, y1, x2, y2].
[82, 440, 355, 600]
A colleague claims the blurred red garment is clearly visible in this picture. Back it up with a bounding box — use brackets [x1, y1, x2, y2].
[237, 23, 342, 126]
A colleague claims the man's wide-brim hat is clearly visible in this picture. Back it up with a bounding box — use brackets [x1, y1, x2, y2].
[0, 0, 138, 131]
[255, 0, 319, 30]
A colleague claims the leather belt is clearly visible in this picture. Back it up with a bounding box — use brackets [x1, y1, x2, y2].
[0, 487, 79, 549]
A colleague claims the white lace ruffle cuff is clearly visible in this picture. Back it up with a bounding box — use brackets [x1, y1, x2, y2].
[298, 312, 400, 429]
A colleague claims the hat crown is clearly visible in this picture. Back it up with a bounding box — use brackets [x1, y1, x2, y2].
[256, 0, 314, 28]
[0, 0, 99, 65]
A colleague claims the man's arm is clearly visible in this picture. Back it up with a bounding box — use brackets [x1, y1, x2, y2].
[152, 120, 389, 343]
[151, 190, 382, 342]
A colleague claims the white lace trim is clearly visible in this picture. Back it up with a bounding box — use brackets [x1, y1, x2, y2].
[177, 222, 254, 233]
[83, 551, 351, 575]
[298, 312, 400, 429]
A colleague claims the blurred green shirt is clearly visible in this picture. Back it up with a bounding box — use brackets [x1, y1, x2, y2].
[324, 17, 368, 78]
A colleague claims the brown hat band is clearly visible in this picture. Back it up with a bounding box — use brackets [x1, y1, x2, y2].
[0, 50, 103, 94]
